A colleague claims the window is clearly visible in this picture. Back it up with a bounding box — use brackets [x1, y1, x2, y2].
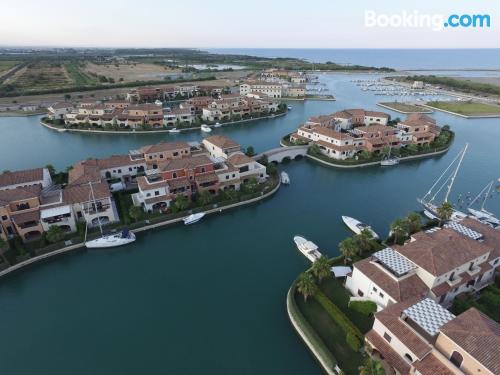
[155, 191, 159, 196]
[383, 332, 391, 342]
[226, 176, 229, 180]
[450, 351, 463, 368]
[201, 167, 205, 173]
[1, 215, 7, 221]
[160, 154, 164, 159]
[129, 167, 132, 172]
[404, 354, 413, 363]
[173, 172, 177, 178]
[173, 152, 179, 157]
[379, 292, 384, 298]
[118, 169, 122, 173]
[372, 287, 378, 292]
[357, 289, 364, 297]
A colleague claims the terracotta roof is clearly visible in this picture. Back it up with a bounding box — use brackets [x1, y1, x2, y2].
[395, 228, 492, 276]
[413, 353, 455, 375]
[63, 182, 111, 204]
[195, 172, 218, 184]
[140, 142, 190, 154]
[310, 125, 354, 140]
[227, 153, 254, 166]
[97, 155, 144, 169]
[167, 177, 191, 189]
[460, 217, 500, 263]
[160, 155, 212, 172]
[365, 330, 411, 375]
[354, 257, 429, 302]
[0, 168, 44, 188]
[355, 125, 397, 134]
[316, 140, 359, 152]
[0, 185, 41, 205]
[431, 261, 493, 297]
[374, 298, 432, 359]
[439, 308, 500, 374]
[203, 135, 240, 150]
[68, 160, 101, 186]
[11, 209, 40, 224]
[137, 176, 168, 191]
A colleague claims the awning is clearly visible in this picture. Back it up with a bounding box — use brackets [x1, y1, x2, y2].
[41, 205, 71, 219]
[330, 266, 352, 278]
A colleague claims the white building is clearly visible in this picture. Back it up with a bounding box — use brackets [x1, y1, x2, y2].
[240, 82, 282, 98]
[0, 168, 52, 191]
[202, 135, 241, 159]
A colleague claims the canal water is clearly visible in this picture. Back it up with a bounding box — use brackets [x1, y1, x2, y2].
[0, 73, 499, 374]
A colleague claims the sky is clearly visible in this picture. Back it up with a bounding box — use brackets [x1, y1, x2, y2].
[0, 0, 498, 48]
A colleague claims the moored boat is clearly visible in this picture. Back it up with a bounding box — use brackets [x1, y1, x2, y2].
[280, 171, 290, 185]
[214, 122, 222, 128]
[380, 157, 399, 166]
[287, 105, 292, 110]
[183, 212, 206, 225]
[169, 128, 180, 133]
[201, 124, 212, 133]
[85, 229, 136, 248]
[293, 235, 322, 262]
[341, 216, 379, 239]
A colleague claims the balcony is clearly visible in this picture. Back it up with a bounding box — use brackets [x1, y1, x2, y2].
[466, 265, 481, 277]
[447, 276, 463, 287]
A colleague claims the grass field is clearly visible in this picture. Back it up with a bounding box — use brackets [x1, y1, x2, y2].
[7, 61, 73, 91]
[379, 102, 432, 113]
[0, 60, 20, 74]
[426, 100, 500, 116]
[65, 62, 97, 86]
[83, 62, 179, 83]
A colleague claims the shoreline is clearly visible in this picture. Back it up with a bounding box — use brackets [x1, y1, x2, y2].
[39, 111, 287, 135]
[419, 104, 500, 119]
[376, 102, 433, 114]
[0, 178, 280, 279]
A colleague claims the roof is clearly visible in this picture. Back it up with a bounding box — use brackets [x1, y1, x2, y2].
[0, 185, 41, 205]
[140, 141, 190, 154]
[97, 155, 144, 169]
[50, 101, 73, 109]
[227, 153, 254, 166]
[160, 155, 213, 172]
[439, 308, 500, 374]
[395, 228, 492, 276]
[375, 297, 433, 359]
[373, 247, 416, 276]
[68, 160, 101, 186]
[0, 168, 44, 188]
[460, 217, 500, 262]
[308, 125, 354, 140]
[10, 209, 40, 224]
[63, 182, 111, 204]
[413, 353, 455, 375]
[365, 330, 411, 375]
[355, 125, 396, 134]
[203, 135, 240, 150]
[354, 257, 429, 302]
[403, 298, 455, 336]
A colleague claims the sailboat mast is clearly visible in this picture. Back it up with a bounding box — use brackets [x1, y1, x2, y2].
[480, 180, 493, 211]
[89, 182, 103, 235]
[444, 144, 468, 202]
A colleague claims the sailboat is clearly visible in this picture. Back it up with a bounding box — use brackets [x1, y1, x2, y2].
[467, 180, 500, 226]
[380, 143, 399, 166]
[83, 182, 136, 249]
[418, 144, 468, 221]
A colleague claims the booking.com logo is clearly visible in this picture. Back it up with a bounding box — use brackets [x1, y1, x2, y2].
[365, 10, 491, 31]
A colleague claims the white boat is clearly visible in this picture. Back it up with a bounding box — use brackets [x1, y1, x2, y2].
[183, 212, 205, 225]
[423, 210, 438, 220]
[280, 171, 290, 185]
[287, 105, 292, 110]
[83, 182, 136, 249]
[169, 128, 180, 133]
[380, 157, 399, 166]
[467, 180, 500, 226]
[342, 216, 379, 239]
[200, 124, 212, 133]
[293, 235, 322, 262]
[85, 229, 136, 248]
[214, 122, 222, 128]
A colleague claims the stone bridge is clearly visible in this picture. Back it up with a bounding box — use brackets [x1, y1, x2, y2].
[253, 145, 308, 163]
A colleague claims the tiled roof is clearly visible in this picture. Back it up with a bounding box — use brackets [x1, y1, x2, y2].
[365, 330, 411, 375]
[160, 155, 212, 172]
[68, 160, 101, 186]
[413, 353, 455, 375]
[0, 185, 41, 205]
[227, 153, 254, 166]
[439, 308, 500, 374]
[140, 142, 190, 154]
[63, 182, 111, 204]
[204, 135, 240, 150]
[98, 155, 144, 169]
[460, 218, 500, 263]
[0, 168, 44, 188]
[11, 209, 40, 224]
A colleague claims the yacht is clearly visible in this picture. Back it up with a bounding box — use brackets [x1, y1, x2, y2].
[183, 212, 205, 225]
[201, 124, 212, 133]
[214, 122, 222, 128]
[380, 157, 399, 166]
[83, 182, 136, 249]
[341, 216, 379, 239]
[287, 105, 293, 110]
[293, 235, 322, 262]
[467, 180, 500, 226]
[169, 128, 180, 133]
[280, 171, 290, 185]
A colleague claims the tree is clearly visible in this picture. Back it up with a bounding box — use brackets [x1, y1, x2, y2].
[355, 229, 374, 254]
[406, 212, 422, 234]
[308, 144, 321, 156]
[0, 237, 9, 264]
[406, 144, 418, 154]
[46, 225, 64, 243]
[437, 202, 454, 223]
[174, 194, 189, 211]
[198, 190, 212, 206]
[243, 177, 258, 193]
[296, 272, 318, 302]
[64, 94, 71, 100]
[381, 146, 391, 158]
[311, 256, 331, 282]
[45, 164, 56, 176]
[245, 146, 255, 157]
[360, 150, 372, 160]
[359, 359, 386, 375]
[224, 188, 238, 201]
[129, 205, 143, 222]
[266, 162, 277, 176]
[390, 218, 409, 244]
[339, 237, 358, 264]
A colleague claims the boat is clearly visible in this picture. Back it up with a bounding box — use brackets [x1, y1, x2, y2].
[418, 144, 468, 220]
[169, 128, 180, 133]
[84, 182, 136, 249]
[467, 180, 500, 226]
[342, 216, 379, 239]
[214, 122, 222, 128]
[287, 105, 292, 110]
[183, 212, 205, 225]
[423, 210, 438, 220]
[200, 124, 212, 133]
[380, 157, 399, 166]
[293, 235, 322, 262]
[280, 171, 290, 185]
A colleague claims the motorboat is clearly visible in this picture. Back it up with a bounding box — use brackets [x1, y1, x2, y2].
[85, 229, 136, 249]
[380, 157, 399, 166]
[293, 235, 322, 262]
[423, 210, 438, 220]
[183, 212, 206, 225]
[214, 122, 222, 128]
[287, 105, 293, 110]
[201, 124, 212, 133]
[342, 216, 379, 239]
[280, 171, 290, 185]
[169, 128, 181, 133]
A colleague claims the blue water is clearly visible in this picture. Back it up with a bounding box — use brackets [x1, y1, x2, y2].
[207, 48, 500, 70]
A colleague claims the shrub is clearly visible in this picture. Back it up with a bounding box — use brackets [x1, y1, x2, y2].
[346, 332, 362, 352]
[349, 300, 377, 316]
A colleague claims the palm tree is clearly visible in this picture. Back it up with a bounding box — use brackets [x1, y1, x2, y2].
[359, 359, 386, 375]
[312, 256, 331, 282]
[390, 218, 409, 245]
[355, 229, 374, 254]
[406, 212, 422, 234]
[437, 202, 454, 223]
[339, 237, 358, 264]
[296, 272, 318, 302]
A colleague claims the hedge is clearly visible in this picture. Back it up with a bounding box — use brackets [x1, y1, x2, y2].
[346, 332, 362, 352]
[348, 300, 378, 316]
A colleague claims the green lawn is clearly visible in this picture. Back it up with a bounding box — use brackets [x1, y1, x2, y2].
[65, 63, 97, 86]
[379, 102, 431, 113]
[426, 101, 500, 116]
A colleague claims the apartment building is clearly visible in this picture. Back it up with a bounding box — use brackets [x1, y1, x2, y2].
[240, 81, 283, 98]
[47, 102, 74, 120]
[0, 168, 52, 191]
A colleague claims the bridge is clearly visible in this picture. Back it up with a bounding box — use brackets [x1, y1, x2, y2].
[253, 145, 308, 163]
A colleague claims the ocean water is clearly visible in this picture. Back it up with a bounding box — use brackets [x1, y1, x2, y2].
[207, 48, 500, 70]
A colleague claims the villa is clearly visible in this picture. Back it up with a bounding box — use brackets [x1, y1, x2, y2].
[345, 218, 499, 310]
[365, 297, 499, 375]
[240, 81, 283, 98]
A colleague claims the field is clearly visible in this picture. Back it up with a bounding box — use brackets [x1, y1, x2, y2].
[0, 60, 20, 74]
[83, 62, 180, 83]
[5, 61, 73, 91]
[65, 62, 97, 86]
[378, 102, 433, 113]
[426, 100, 500, 116]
